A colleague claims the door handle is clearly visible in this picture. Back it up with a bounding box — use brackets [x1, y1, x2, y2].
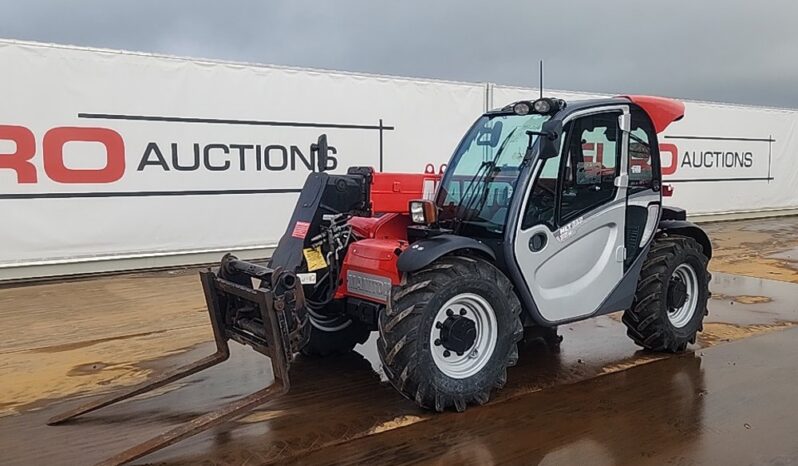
[529, 233, 547, 252]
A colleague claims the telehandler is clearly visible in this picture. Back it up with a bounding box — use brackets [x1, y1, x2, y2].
[50, 95, 711, 465]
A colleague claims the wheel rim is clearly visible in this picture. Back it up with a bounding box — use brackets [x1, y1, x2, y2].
[430, 293, 498, 379]
[667, 263, 699, 328]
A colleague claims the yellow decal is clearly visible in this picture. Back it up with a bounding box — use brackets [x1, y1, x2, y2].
[303, 247, 327, 271]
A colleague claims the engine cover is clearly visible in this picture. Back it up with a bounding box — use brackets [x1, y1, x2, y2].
[338, 238, 405, 303]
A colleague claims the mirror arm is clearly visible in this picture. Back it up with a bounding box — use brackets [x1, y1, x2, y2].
[526, 130, 558, 142]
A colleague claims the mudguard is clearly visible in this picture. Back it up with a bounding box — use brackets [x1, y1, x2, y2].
[396, 234, 496, 273]
[658, 219, 713, 259]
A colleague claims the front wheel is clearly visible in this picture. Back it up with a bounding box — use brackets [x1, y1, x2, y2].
[623, 235, 710, 352]
[378, 255, 523, 412]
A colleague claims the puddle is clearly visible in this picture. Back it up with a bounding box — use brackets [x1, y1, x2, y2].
[294, 328, 798, 466]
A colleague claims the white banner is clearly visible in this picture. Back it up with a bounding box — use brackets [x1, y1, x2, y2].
[0, 41, 484, 270]
[2, 40, 798, 276]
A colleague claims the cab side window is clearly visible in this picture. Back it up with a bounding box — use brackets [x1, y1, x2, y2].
[558, 112, 622, 224]
[521, 124, 568, 229]
[628, 109, 658, 193]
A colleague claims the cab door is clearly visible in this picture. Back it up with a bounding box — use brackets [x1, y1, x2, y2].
[514, 106, 630, 323]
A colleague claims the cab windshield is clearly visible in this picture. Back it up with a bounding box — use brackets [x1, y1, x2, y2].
[436, 113, 551, 232]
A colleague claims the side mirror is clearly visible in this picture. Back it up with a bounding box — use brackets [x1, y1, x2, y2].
[311, 134, 330, 172]
[527, 120, 562, 160]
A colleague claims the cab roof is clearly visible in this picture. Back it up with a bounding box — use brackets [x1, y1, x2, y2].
[558, 95, 685, 133]
[621, 95, 685, 133]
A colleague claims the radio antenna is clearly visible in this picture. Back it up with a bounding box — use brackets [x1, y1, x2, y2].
[539, 60, 544, 99]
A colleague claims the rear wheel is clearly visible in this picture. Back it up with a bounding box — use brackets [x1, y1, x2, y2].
[378, 255, 523, 412]
[623, 235, 710, 352]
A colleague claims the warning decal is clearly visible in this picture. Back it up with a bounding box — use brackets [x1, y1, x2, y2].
[292, 221, 310, 239]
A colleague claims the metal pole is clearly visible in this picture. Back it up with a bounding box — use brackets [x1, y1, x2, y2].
[539, 60, 544, 99]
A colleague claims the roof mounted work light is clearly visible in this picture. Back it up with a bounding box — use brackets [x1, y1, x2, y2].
[510, 98, 564, 116]
[533, 98, 552, 113]
[512, 101, 531, 115]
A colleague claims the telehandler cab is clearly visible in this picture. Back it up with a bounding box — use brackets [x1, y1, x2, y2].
[51, 95, 711, 465]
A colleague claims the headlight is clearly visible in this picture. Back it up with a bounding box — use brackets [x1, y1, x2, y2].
[410, 202, 426, 223]
[409, 199, 438, 225]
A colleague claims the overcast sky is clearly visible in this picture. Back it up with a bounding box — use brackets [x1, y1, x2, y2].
[2, 0, 797, 108]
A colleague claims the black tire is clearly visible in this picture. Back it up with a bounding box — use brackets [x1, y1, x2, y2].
[378, 255, 523, 412]
[300, 314, 371, 357]
[623, 235, 710, 352]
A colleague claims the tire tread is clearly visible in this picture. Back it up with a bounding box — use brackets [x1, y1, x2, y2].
[623, 235, 710, 352]
[378, 255, 523, 411]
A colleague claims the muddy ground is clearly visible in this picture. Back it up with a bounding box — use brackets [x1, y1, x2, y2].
[1, 216, 797, 465]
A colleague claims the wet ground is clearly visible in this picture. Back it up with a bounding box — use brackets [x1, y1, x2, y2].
[1, 216, 798, 465]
